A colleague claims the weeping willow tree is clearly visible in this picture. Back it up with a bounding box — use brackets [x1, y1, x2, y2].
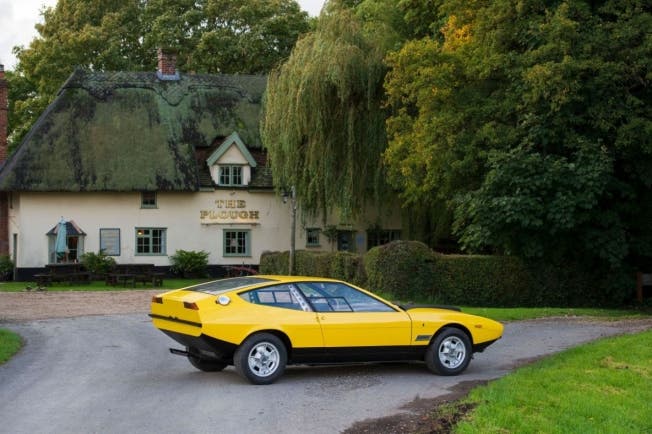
[261, 1, 400, 220]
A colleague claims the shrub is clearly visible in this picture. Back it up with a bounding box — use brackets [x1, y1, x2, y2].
[0, 255, 13, 281]
[259, 251, 289, 274]
[295, 251, 332, 277]
[432, 255, 532, 306]
[80, 251, 116, 276]
[330, 251, 366, 285]
[431, 255, 627, 307]
[364, 240, 436, 300]
[259, 250, 366, 284]
[169, 250, 209, 277]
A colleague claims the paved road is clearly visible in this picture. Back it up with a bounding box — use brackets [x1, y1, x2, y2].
[1, 315, 649, 434]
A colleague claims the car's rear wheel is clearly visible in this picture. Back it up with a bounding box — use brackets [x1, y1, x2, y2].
[187, 348, 227, 372]
[425, 327, 471, 375]
[234, 333, 287, 385]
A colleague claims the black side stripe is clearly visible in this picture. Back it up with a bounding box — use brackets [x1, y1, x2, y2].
[149, 314, 202, 328]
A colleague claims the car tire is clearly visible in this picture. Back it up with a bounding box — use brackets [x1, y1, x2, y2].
[234, 333, 287, 385]
[425, 327, 472, 376]
[187, 348, 227, 372]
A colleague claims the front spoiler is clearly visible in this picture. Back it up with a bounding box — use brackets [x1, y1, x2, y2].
[473, 338, 500, 353]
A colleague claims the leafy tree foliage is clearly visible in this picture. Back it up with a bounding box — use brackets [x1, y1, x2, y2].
[385, 0, 652, 272]
[261, 0, 405, 219]
[7, 0, 310, 150]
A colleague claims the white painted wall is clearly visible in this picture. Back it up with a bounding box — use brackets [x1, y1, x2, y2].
[9, 191, 402, 268]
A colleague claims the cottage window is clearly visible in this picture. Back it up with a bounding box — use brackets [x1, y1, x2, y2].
[306, 228, 321, 247]
[99, 228, 121, 256]
[224, 230, 250, 257]
[367, 229, 401, 250]
[218, 166, 243, 186]
[46, 220, 86, 263]
[136, 228, 166, 255]
[141, 192, 157, 208]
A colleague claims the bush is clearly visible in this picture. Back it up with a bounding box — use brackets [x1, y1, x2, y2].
[80, 251, 116, 276]
[523, 260, 634, 307]
[364, 240, 436, 300]
[431, 255, 627, 307]
[295, 251, 332, 277]
[432, 255, 532, 306]
[169, 250, 209, 277]
[330, 251, 366, 285]
[259, 251, 289, 274]
[0, 255, 13, 281]
[259, 250, 366, 284]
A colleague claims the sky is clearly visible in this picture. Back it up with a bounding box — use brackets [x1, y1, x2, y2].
[0, 0, 326, 70]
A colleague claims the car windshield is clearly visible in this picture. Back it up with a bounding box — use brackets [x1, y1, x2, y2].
[188, 277, 274, 295]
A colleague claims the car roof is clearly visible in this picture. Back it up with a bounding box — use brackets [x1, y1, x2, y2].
[254, 275, 343, 283]
[182, 275, 347, 295]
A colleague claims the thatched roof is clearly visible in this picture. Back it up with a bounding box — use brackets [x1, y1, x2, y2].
[0, 69, 269, 192]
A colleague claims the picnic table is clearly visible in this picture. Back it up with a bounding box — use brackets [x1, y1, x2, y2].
[106, 264, 164, 287]
[34, 263, 91, 287]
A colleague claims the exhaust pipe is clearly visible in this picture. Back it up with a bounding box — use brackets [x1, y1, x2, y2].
[169, 348, 189, 357]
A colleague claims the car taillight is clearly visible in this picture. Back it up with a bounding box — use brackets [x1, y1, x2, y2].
[152, 296, 163, 304]
[184, 301, 199, 310]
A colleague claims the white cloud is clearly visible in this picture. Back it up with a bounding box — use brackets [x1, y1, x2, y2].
[0, 0, 55, 69]
[0, 0, 325, 71]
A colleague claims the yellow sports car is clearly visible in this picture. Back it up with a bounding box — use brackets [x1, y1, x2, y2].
[150, 276, 503, 384]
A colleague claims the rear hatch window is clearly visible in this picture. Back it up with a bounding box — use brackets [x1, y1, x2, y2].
[187, 277, 275, 295]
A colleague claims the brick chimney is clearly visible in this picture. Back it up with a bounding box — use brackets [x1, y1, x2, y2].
[0, 64, 7, 162]
[0, 64, 9, 257]
[157, 48, 179, 81]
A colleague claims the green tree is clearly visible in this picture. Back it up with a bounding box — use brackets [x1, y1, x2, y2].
[8, 0, 310, 150]
[261, 0, 405, 220]
[385, 0, 652, 272]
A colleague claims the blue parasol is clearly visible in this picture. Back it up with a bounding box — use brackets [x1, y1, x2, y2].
[54, 218, 68, 261]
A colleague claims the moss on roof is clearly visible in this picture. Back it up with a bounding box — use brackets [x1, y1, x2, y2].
[0, 69, 267, 192]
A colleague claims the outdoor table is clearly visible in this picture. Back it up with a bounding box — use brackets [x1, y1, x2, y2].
[109, 273, 135, 287]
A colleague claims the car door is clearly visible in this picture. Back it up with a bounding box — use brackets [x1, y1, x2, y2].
[296, 282, 412, 348]
[238, 284, 324, 348]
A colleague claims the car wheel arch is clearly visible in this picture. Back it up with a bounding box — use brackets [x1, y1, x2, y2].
[242, 329, 293, 357]
[430, 324, 473, 348]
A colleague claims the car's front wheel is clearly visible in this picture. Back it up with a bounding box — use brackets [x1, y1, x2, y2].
[234, 333, 287, 385]
[187, 348, 227, 372]
[425, 327, 472, 375]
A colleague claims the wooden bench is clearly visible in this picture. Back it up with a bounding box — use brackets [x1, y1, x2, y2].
[35, 263, 91, 287]
[107, 264, 163, 287]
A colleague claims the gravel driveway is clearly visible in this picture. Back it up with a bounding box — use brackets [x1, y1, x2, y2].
[1, 291, 651, 434]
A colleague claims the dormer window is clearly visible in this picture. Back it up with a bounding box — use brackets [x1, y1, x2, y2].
[206, 132, 258, 188]
[219, 165, 243, 186]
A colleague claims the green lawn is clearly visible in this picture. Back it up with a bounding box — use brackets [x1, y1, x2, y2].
[0, 329, 22, 364]
[462, 306, 650, 321]
[454, 329, 652, 433]
[0, 278, 213, 292]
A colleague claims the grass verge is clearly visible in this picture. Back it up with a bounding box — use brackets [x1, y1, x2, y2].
[450, 329, 652, 433]
[462, 306, 650, 321]
[0, 328, 22, 364]
[0, 278, 213, 292]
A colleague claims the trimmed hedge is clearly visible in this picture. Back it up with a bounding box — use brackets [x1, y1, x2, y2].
[364, 241, 435, 300]
[364, 241, 620, 307]
[431, 255, 532, 307]
[261, 242, 632, 307]
[259, 250, 365, 285]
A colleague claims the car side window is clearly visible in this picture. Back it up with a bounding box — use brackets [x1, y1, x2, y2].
[239, 284, 311, 312]
[297, 282, 395, 312]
